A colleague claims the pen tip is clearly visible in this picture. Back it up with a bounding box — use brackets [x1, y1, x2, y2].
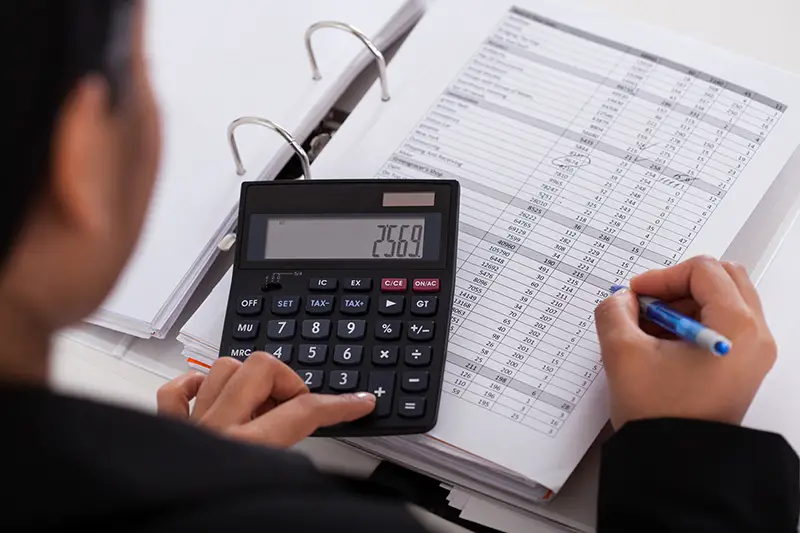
[714, 341, 731, 356]
[610, 285, 627, 294]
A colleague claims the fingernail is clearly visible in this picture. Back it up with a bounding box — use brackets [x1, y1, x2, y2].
[353, 392, 376, 402]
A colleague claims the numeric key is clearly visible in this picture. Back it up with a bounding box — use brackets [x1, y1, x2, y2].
[333, 345, 363, 365]
[297, 370, 323, 392]
[264, 344, 293, 363]
[298, 345, 328, 365]
[266, 320, 296, 340]
[330, 371, 360, 392]
[302, 320, 331, 340]
[337, 320, 366, 341]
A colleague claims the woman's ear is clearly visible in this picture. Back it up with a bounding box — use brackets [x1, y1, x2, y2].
[49, 75, 120, 240]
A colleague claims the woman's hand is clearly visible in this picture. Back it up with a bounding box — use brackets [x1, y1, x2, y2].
[156, 352, 375, 447]
[595, 256, 777, 429]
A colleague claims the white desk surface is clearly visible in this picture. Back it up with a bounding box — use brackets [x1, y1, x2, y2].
[49, 1, 800, 532]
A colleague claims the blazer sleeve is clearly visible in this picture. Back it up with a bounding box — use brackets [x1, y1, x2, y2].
[597, 419, 799, 532]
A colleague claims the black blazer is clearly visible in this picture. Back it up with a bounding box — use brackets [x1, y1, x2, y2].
[2, 386, 797, 532]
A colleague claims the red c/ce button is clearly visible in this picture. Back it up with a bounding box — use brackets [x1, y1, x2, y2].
[381, 278, 408, 292]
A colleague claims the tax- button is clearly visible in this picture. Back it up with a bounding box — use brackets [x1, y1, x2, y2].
[381, 278, 407, 292]
[236, 296, 263, 316]
[305, 295, 334, 315]
[271, 296, 300, 316]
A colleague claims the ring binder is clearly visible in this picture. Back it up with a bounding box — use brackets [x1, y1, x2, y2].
[305, 21, 391, 102]
[227, 117, 312, 180]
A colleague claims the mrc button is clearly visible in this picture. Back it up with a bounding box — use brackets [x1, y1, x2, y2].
[226, 344, 254, 361]
[381, 278, 407, 292]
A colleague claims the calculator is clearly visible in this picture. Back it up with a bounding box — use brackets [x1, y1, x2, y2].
[219, 179, 460, 437]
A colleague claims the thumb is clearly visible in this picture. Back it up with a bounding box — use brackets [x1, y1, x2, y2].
[237, 392, 376, 447]
[594, 289, 649, 367]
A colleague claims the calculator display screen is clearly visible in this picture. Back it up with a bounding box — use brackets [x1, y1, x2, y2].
[252, 215, 439, 260]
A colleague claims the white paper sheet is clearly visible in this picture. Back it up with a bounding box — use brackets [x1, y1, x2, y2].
[311, 0, 800, 491]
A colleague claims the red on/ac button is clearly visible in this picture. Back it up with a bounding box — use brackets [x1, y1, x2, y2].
[413, 279, 440, 292]
[381, 278, 407, 292]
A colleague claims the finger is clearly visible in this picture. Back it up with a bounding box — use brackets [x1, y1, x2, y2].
[203, 352, 308, 427]
[236, 392, 376, 447]
[192, 357, 242, 420]
[630, 255, 744, 308]
[721, 261, 764, 317]
[595, 289, 653, 371]
[157, 372, 206, 419]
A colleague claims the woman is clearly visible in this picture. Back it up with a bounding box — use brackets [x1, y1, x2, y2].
[1, 1, 796, 531]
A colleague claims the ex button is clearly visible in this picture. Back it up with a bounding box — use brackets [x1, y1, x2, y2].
[381, 278, 407, 292]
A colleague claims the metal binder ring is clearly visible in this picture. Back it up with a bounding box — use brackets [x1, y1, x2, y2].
[227, 117, 312, 180]
[305, 21, 390, 102]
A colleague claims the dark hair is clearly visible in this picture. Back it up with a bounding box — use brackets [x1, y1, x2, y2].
[0, 1, 133, 267]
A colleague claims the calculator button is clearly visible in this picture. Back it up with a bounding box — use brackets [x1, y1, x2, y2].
[411, 296, 438, 317]
[232, 320, 260, 341]
[398, 397, 426, 418]
[266, 320, 296, 340]
[401, 372, 429, 393]
[381, 278, 407, 292]
[330, 371, 360, 392]
[333, 345, 363, 366]
[340, 296, 369, 316]
[305, 295, 335, 315]
[309, 278, 337, 291]
[372, 346, 399, 366]
[344, 278, 372, 292]
[375, 320, 402, 341]
[337, 320, 367, 341]
[408, 321, 435, 341]
[264, 344, 293, 363]
[302, 320, 331, 340]
[236, 297, 263, 316]
[405, 346, 432, 367]
[378, 296, 405, 316]
[298, 345, 328, 365]
[271, 296, 300, 316]
[412, 279, 440, 293]
[224, 344, 254, 361]
[297, 370, 324, 392]
[368, 372, 395, 418]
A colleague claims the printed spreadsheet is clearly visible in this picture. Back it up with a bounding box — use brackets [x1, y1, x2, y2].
[375, 6, 787, 437]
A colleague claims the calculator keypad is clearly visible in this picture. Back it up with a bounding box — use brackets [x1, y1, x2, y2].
[225, 274, 447, 436]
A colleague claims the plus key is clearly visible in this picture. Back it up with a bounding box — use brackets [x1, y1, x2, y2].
[367, 372, 395, 418]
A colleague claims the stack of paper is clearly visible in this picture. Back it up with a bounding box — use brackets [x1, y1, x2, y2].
[88, 0, 425, 338]
[179, 0, 800, 529]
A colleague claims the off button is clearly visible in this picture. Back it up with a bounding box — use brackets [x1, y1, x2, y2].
[381, 278, 407, 292]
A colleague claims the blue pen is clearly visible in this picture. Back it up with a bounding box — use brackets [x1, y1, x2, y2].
[610, 285, 732, 357]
